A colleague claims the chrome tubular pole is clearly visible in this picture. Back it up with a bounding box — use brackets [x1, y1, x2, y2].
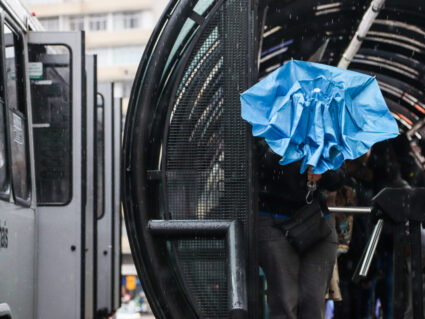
[328, 206, 372, 214]
[352, 219, 385, 282]
[338, 0, 386, 69]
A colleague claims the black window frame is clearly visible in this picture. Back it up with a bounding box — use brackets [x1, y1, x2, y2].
[96, 92, 105, 219]
[2, 14, 32, 207]
[29, 43, 74, 206]
[0, 15, 10, 202]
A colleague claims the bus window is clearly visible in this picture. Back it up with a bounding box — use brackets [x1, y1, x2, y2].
[29, 44, 72, 205]
[4, 25, 21, 113]
[96, 93, 105, 218]
[4, 23, 31, 205]
[0, 98, 9, 198]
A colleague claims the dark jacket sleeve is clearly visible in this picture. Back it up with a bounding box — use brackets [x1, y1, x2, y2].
[319, 165, 346, 192]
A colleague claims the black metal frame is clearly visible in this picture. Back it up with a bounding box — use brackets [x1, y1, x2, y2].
[372, 188, 425, 319]
[29, 41, 75, 207]
[110, 85, 116, 314]
[92, 57, 99, 318]
[148, 219, 248, 318]
[95, 92, 105, 220]
[349, 188, 425, 319]
[159, 0, 255, 317]
[124, 0, 425, 318]
[123, 0, 256, 317]
[0, 13, 10, 201]
[117, 97, 123, 311]
[78, 34, 87, 319]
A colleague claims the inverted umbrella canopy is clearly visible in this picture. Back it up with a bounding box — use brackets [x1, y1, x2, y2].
[241, 60, 399, 174]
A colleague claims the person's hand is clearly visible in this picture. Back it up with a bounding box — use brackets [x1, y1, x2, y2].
[308, 166, 322, 182]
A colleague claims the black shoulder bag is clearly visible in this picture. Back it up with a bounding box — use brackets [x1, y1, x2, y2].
[278, 181, 332, 254]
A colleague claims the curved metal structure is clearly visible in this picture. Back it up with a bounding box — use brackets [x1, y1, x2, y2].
[123, 0, 425, 318]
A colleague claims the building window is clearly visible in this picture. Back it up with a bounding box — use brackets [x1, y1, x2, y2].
[29, 44, 73, 205]
[69, 15, 84, 31]
[123, 12, 140, 29]
[39, 17, 60, 30]
[88, 14, 108, 32]
[114, 12, 140, 30]
[114, 11, 153, 30]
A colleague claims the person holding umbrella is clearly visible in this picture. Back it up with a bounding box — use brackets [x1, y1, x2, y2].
[241, 60, 399, 319]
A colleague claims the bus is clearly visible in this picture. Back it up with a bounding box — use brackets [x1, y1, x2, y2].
[0, 1, 121, 318]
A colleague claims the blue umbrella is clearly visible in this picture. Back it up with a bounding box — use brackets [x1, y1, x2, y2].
[241, 60, 399, 174]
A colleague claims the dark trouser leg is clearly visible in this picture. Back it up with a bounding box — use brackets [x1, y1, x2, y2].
[298, 222, 338, 319]
[259, 237, 300, 319]
[258, 215, 300, 319]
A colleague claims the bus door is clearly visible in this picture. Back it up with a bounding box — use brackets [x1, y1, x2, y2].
[113, 96, 122, 312]
[85, 54, 97, 319]
[96, 82, 115, 317]
[0, 14, 36, 319]
[28, 31, 86, 319]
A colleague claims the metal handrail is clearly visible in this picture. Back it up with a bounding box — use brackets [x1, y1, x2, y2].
[148, 219, 248, 319]
[328, 206, 372, 214]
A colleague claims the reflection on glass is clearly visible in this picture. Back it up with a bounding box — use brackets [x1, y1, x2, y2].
[0, 103, 8, 195]
[96, 93, 105, 218]
[5, 23, 30, 204]
[29, 44, 72, 205]
[9, 111, 29, 201]
[4, 24, 19, 112]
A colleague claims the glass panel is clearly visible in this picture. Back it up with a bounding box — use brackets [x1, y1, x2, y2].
[164, 18, 195, 74]
[193, 0, 215, 15]
[29, 44, 72, 205]
[39, 17, 60, 31]
[96, 93, 105, 219]
[4, 25, 19, 113]
[69, 15, 84, 31]
[9, 110, 30, 202]
[5, 24, 31, 204]
[0, 102, 9, 195]
[114, 11, 142, 30]
[88, 14, 108, 32]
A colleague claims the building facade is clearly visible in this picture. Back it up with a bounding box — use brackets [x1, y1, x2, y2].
[24, 0, 168, 103]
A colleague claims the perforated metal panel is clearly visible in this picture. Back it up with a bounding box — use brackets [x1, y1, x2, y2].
[164, 1, 249, 317]
[124, 0, 254, 317]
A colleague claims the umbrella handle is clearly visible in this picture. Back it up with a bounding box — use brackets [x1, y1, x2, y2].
[306, 181, 317, 204]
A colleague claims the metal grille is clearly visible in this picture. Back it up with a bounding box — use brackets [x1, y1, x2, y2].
[165, 0, 249, 317]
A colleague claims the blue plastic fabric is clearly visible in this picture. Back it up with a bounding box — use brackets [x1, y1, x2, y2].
[241, 60, 399, 174]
